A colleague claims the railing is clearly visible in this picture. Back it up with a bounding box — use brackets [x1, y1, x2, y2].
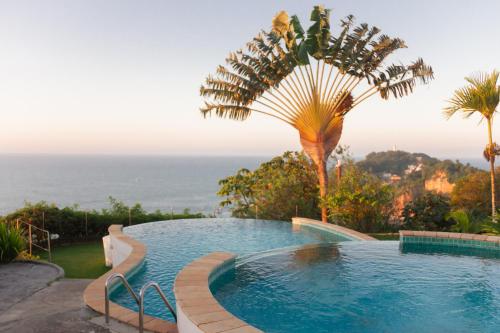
[139, 282, 177, 333]
[104, 273, 177, 332]
[104, 273, 140, 324]
[15, 219, 52, 262]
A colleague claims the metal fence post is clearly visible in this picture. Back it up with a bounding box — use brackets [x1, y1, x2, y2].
[28, 224, 32, 256]
[47, 231, 52, 262]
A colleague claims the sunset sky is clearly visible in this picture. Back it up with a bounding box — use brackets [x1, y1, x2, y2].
[1, 0, 500, 157]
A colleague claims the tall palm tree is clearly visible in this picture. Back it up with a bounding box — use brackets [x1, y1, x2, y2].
[200, 6, 433, 223]
[445, 71, 500, 221]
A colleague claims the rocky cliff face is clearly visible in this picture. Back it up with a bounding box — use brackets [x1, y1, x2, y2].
[425, 170, 455, 194]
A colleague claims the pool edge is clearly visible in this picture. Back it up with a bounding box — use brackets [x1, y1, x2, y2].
[292, 217, 378, 241]
[83, 224, 178, 333]
[174, 252, 263, 333]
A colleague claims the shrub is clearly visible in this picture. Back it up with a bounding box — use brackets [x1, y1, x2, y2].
[218, 151, 320, 220]
[402, 192, 453, 231]
[324, 162, 395, 233]
[2, 198, 205, 244]
[0, 223, 26, 263]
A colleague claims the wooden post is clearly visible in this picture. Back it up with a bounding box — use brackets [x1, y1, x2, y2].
[295, 205, 298, 217]
[85, 211, 88, 237]
[42, 211, 45, 230]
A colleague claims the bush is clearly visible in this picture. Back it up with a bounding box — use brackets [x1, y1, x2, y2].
[218, 151, 320, 220]
[402, 192, 453, 231]
[0, 223, 26, 263]
[2, 198, 205, 244]
[324, 162, 395, 233]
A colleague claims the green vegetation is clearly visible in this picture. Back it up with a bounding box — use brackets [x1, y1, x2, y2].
[0, 223, 26, 263]
[357, 150, 477, 183]
[445, 70, 500, 221]
[451, 170, 500, 218]
[218, 152, 320, 221]
[402, 192, 453, 231]
[368, 233, 399, 241]
[201, 5, 433, 222]
[219, 149, 500, 235]
[2, 198, 204, 244]
[324, 162, 395, 233]
[39, 241, 108, 278]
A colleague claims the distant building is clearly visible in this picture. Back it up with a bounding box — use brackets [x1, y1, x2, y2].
[390, 174, 402, 183]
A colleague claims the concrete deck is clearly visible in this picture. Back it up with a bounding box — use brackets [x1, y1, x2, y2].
[0, 261, 112, 333]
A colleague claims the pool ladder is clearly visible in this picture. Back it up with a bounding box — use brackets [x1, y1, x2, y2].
[104, 273, 177, 333]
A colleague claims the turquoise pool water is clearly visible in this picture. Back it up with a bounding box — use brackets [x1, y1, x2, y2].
[212, 242, 500, 333]
[110, 218, 346, 321]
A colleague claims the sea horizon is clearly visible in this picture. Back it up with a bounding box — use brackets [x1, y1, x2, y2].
[0, 154, 489, 215]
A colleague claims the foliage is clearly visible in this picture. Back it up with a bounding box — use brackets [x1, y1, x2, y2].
[481, 217, 500, 235]
[2, 198, 204, 244]
[218, 151, 320, 220]
[0, 222, 26, 263]
[402, 192, 453, 231]
[201, 5, 432, 222]
[451, 170, 499, 217]
[357, 151, 438, 176]
[447, 210, 482, 234]
[444, 70, 499, 121]
[323, 163, 395, 232]
[444, 70, 500, 220]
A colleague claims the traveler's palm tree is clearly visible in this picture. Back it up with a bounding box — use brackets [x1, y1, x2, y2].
[200, 6, 433, 222]
[444, 71, 500, 221]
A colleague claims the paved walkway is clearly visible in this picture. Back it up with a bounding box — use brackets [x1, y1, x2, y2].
[0, 262, 111, 333]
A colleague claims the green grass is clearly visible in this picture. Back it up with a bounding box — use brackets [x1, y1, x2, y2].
[368, 233, 400, 241]
[40, 241, 109, 279]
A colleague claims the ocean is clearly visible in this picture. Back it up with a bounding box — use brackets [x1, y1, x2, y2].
[0, 155, 489, 215]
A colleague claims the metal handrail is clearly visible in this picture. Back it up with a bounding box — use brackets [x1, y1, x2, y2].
[104, 273, 139, 324]
[139, 281, 177, 333]
[15, 219, 52, 262]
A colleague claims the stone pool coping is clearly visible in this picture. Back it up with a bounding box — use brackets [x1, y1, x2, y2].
[82, 225, 178, 333]
[292, 217, 378, 241]
[174, 252, 263, 333]
[400, 230, 500, 249]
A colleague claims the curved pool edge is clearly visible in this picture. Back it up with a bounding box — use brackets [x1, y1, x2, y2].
[83, 224, 178, 333]
[174, 252, 263, 333]
[292, 217, 378, 241]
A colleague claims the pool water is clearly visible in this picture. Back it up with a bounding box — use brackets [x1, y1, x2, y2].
[212, 241, 500, 333]
[110, 218, 346, 320]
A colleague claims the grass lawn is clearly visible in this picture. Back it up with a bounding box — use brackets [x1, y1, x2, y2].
[40, 241, 109, 279]
[368, 233, 400, 241]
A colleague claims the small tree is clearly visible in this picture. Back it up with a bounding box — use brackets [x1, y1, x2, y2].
[444, 71, 500, 221]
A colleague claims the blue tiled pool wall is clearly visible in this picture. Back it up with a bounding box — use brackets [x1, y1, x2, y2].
[401, 236, 500, 251]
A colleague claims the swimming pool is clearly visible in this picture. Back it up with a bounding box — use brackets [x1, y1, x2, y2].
[212, 241, 500, 333]
[110, 218, 346, 321]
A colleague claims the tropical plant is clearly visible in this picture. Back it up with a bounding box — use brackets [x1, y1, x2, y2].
[218, 151, 320, 220]
[200, 5, 433, 222]
[0, 222, 26, 263]
[402, 192, 453, 231]
[444, 71, 500, 221]
[446, 209, 482, 233]
[323, 162, 395, 233]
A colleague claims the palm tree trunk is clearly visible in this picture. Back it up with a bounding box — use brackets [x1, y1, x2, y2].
[487, 118, 497, 222]
[317, 157, 328, 222]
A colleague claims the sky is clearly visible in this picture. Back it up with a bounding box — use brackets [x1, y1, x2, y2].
[1, 0, 499, 158]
